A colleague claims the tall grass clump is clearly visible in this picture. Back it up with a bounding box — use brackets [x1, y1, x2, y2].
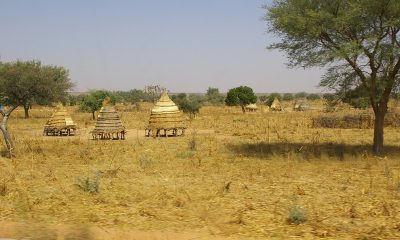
[287, 206, 307, 224]
[75, 172, 101, 193]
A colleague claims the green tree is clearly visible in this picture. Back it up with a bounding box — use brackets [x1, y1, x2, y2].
[0, 60, 73, 118]
[179, 99, 202, 119]
[225, 86, 257, 113]
[341, 86, 371, 109]
[79, 90, 116, 120]
[306, 93, 321, 101]
[266, 0, 400, 154]
[0, 60, 73, 156]
[259, 95, 269, 103]
[266, 93, 281, 106]
[294, 92, 308, 100]
[282, 93, 294, 101]
[206, 87, 225, 105]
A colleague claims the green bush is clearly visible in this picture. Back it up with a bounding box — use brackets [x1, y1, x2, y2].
[75, 172, 101, 193]
[287, 206, 307, 224]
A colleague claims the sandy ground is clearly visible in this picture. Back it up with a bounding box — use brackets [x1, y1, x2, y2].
[0, 222, 230, 240]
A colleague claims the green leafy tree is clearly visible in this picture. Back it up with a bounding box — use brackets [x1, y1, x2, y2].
[340, 86, 371, 109]
[225, 86, 257, 113]
[0, 60, 73, 118]
[206, 87, 225, 105]
[79, 90, 116, 120]
[306, 93, 321, 101]
[282, 93, 294, 101]
[266, 93, 281, 106]
[259, 95, 269, 103]
[0, 60, 73, 156]
[172, 93, 202, 119]
[294, 92, 308, 100]
[266, 0, 400, 154]
[179, 99, 202, 119]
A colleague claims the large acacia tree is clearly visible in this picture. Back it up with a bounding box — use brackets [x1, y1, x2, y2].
[266, 0, 400, 154]
[0, 60, 73, 156]
[0, 60, 73, 118]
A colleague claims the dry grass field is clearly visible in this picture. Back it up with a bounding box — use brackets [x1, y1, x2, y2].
[1, 102, 400, 239]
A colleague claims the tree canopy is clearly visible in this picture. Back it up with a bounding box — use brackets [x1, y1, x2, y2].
[79, 90, 116, 119]
[206, 87, 225, 105]
[266, 0, 400, 154]
[225, 86, 257, 113]
[0, 60, 73, 118]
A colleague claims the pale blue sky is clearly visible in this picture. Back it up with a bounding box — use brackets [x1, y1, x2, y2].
[0, 0, 324, 93]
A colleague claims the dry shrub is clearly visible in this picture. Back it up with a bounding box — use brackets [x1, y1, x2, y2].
[385, 112, 400, 127]
[312, 114, 372, 129]
[312, 112, 400, 129]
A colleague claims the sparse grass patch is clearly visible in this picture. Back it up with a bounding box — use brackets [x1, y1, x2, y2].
[75, 172, 101, 193]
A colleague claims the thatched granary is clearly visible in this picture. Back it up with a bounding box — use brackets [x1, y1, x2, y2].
[293, 99, 309, 111]
[270, 98, 282, 111]
[244, 103, 258, 112]
[146, 92, 186, 137]
[43, 105, 76, 136]
[91, 104, 126, 140]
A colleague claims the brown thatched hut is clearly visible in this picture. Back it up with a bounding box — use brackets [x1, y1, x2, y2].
[43, 105, 76, 136]
[91, 104, 126, 140]
[244, 103, 258, 112]
[293, 99, 309, 111]
[146, 92, 186, 137]
[270, 98, 282, 111]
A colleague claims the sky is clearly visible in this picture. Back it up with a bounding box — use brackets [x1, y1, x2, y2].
[0, 0, 325, 93]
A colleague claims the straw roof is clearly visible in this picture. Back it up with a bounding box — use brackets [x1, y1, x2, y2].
[270, 98, 282, 111]
[147, 92, 186, 129]
[245, 103, 258, 110]
[293, 99, 309, 111]
[91, 105, 125, 134]
[44, 105, 76, 129]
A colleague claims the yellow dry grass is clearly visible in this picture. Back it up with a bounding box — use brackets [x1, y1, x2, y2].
[1, 103, 400, 239]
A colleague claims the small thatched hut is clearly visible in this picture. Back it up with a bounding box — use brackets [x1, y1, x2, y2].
[270, 98, 282, 111]
[91, 101, 126, 140]
[293, 99, 309, 111]
[43, 104, 76, 136]
[244, 103, 258, 112]
[146, 92, 186, 137]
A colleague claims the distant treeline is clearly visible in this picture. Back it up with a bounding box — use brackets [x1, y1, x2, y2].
[67, 89, 328, 106]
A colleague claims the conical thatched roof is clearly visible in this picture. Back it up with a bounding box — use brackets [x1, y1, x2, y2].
[92, 105, 125, 134]
[45, 105, 76, 129]
[147, 92, 186, 129]
[270, 98, 282, 111]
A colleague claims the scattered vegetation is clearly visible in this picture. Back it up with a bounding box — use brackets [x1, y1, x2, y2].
[75, 172, 101, 193]
[287, 206, 307, 225]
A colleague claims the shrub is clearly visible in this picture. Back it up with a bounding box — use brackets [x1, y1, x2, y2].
[287, 206, 307, 224]
[75, 172, 101, 193]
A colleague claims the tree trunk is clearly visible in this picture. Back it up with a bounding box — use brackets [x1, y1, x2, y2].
[0, 123, 13, 155]
[241, 105, 245, 113]
[0, 105, 18, 158]
[24, 104, 30, 119]
[373, 109, 386, 155]
[92, 111, 96, 120]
